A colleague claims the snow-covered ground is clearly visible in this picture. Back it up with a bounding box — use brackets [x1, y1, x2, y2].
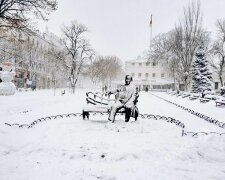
[0, 89, 225, 180]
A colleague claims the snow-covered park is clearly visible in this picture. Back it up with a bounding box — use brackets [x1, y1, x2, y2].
[1, 89, 225, 180]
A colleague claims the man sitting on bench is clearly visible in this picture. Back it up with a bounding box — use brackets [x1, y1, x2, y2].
[107, 75, 138, 123]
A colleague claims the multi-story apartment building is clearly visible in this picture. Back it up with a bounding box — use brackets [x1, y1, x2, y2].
[0, 29, 66, 89]
[124, 59, 175, 91]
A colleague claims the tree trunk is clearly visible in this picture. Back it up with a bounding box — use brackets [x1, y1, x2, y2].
[219, 76, 223, 87]
[71, 83, 75, 94]
[70, 78, 78, 94]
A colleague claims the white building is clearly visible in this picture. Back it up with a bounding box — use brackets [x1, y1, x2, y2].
[122, 59, 175, 91]
[212, 72, 225, 92]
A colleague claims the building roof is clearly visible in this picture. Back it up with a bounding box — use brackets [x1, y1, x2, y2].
[126, 59, 148, 63]
[112, 78, 174, 86]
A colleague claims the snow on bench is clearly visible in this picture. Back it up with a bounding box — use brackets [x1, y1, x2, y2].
[181, 93, 191, 98]
[204, 94, 217, 100]
[176, 93, 183, 97]
[215, 97, 225, 106]
[189, 93, 200, 100]
[199, 98, 210, 103]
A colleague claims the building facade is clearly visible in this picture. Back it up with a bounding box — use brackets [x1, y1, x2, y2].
[0, 29, 66, 90]
[212, 72, 225, 92]
[123, 59, 175, 91]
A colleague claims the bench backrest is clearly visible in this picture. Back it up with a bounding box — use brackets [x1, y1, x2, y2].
[86, 91, 139, 106]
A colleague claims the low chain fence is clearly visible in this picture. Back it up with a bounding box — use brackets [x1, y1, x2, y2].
[4, 113, 83, 128]
[4, 111, 225, 137]
[182, 130, 225, 137]
[150, 93, 225, 129]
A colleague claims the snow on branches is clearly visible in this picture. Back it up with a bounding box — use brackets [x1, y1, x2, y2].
[192, 45, 213, 93]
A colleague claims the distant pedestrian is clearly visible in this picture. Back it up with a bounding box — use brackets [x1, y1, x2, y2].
[61, 89, 65, 95]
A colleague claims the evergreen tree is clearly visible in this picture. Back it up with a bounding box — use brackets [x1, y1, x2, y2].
[192, 45, 213, 93]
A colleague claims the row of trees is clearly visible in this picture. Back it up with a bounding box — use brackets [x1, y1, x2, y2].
[60, 21, 123, 93]
[147, 1, 225, 91]
[0, 0, 123, 93]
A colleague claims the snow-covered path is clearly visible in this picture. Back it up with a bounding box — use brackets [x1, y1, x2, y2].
[151, 92, 225, 122]
[0, 89, 225, 180]
[138, 92, 225, 133]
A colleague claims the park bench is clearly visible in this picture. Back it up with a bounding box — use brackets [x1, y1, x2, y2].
[198, 93, 219, 103]
[181, 93, 191, 98]
[199, 97, 211, 103]
[215, 97, 225, 106]
[169, 91, 177, 95]
[82, 92, 139, 121]
[176, 93, 183, 97]
[189, 93, 199, 100]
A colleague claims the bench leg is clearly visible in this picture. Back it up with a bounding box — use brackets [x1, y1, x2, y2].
[82, 110, 89, 120]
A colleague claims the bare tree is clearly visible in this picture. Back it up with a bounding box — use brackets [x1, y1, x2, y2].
[62, 21, 94, 93]
[171, 1, 209, 90]
[89, 56, 123, 87]
[145, 2, 208, 91]
[145, 31, 182, 89]
[210, 19, 225, 87]
[0, 0, 57, 36]
[147, 32, 172, 62]
[45, 48, 67, 94]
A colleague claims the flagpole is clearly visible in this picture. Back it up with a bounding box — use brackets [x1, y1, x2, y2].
[149, 14, 152, 50]
[149, 14, 152, 62]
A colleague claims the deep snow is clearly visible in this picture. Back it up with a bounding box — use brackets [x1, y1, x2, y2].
[0, 89, 225, 180]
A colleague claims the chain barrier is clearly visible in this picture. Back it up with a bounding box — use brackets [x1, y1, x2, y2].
[182, 130, 225, 137]
[150, 93, 225, 129]
[139, 113, 185, 129]
[4, 111, 225, 138]
[4, 113, 83, 129]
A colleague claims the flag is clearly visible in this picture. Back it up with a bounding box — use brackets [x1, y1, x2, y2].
[149, 14, 152, 26]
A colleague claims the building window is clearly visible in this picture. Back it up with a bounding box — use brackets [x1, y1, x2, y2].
[139, 63, 142, 66]
[131, 73, 135, 77]
[138, 73, 142, 78]
[146, 62, 150, 66]
[152, 73, 156, 78]
[215, 82, 219, 90]
[145, 73, 149, 78]
[161, 73, 164, 78]
[132, 63, 135, 66]
[152, 61, 157, 66]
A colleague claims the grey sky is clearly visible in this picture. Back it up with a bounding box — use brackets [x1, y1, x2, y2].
[38, 0, 225, 61]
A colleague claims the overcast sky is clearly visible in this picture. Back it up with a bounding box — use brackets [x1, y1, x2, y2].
[38, 0, 225, 61]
